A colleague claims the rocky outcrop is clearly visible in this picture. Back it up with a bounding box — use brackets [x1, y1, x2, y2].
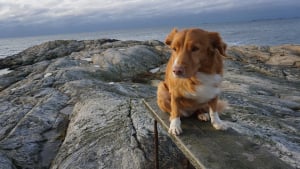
[223, 45, 300, 168]
[0, 39, 186, 169]
[0, 40, 299, 169]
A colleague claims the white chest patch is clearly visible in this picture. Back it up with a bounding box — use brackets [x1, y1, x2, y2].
[185, 72, 222, 103]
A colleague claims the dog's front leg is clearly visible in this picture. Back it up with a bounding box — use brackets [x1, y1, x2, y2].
[208, 97, 228, 130]
[169, 96, 182, 135]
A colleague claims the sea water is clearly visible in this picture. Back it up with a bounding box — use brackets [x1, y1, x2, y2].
[0, 18, 300, 59]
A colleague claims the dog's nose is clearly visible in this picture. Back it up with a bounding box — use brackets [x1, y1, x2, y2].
[173, 66, 184, 76]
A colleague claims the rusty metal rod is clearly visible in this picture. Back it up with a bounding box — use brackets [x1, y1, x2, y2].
[184, 158, 190, 169]
[154, 119, 159, 169]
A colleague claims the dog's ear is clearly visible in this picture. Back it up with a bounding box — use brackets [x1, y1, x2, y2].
[209, 32, 227, 56]
[165, 28, 178, 46]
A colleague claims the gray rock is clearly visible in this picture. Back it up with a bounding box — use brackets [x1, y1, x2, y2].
[51, 96, 147, 169]
[92, 45, 164, 81]
[0, 39, 186, 169]
[0, 40, 299, 169]
[0, 88, 70, 168]
[221, 47, 300, 168]
[0, 152, 17, 169]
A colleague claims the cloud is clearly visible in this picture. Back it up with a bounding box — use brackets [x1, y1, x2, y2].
[1, 0, 296, 23]
[0, 0, 299, 37]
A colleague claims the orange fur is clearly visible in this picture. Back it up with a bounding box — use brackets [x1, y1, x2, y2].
[157, 28, 227, 132]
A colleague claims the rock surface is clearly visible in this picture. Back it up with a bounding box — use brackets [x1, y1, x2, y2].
[0, 39, 186, 169]
[224, 45, 300, 168]
[0, 40, 299, 169]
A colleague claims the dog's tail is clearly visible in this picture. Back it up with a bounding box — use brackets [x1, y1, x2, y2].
[216, 100, 229, 114]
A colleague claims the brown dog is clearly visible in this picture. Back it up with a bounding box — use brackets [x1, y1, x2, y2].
[157, 28, 228, 135]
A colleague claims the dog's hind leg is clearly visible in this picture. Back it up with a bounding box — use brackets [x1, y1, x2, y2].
[197, 113, 210, 121]
[196, 106, 210, 121]
[157, 82, 171, 113]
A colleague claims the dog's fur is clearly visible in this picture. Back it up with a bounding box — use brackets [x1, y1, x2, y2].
[157, 28, 228, 135]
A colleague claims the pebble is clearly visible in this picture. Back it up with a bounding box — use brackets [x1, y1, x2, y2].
[149, 67, 160, 73]
[44, 73, 52, 78]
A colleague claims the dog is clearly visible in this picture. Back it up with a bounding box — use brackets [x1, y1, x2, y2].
[157, 28, 228, 135]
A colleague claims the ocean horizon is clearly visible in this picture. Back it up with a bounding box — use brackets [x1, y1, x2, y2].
[1, 18, 300, 59]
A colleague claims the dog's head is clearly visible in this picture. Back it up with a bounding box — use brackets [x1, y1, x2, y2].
[165, 28, 227, 78]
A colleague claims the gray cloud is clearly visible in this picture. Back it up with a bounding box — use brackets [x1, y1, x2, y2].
[0, 0, 299, 37]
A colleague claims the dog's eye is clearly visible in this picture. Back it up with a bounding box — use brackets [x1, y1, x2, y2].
[191, 46, 199, 52]
[172, 47, 177, 52]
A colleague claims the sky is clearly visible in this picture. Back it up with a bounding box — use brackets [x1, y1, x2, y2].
[0, 0, 299, 38]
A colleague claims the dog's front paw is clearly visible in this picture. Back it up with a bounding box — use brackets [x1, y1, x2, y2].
[169, 117, 182, 135]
